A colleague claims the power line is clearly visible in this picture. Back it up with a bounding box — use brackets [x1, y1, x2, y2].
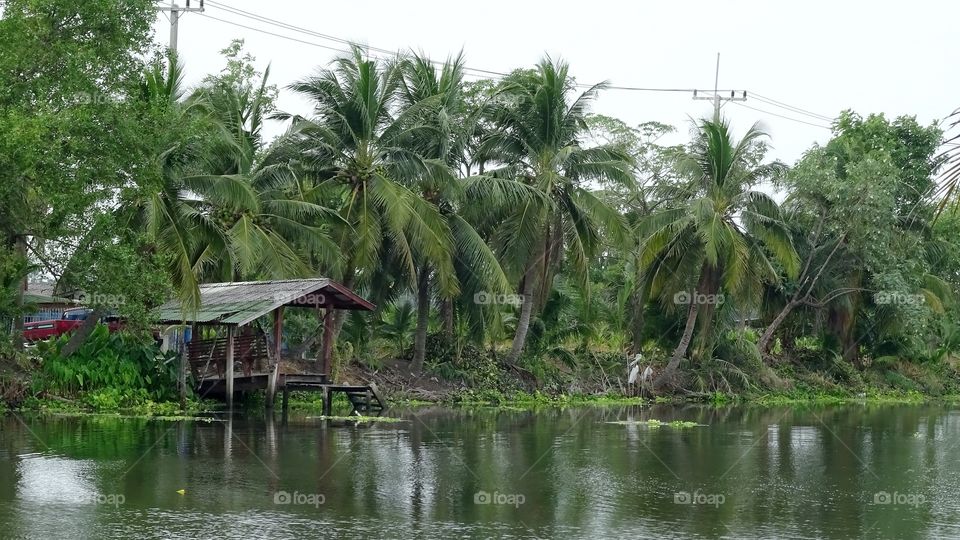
[728, 100, 832, 129]
[750, 92, 833, 122]
[199, 13, 361, 55]
[156, 1, 204, 55]
[204, 0, 510, 80]
[202, 1, 722, 93]
[197, 2, 834, 124]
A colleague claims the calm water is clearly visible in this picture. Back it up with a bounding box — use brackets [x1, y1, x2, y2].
[2, 404, 960, 539]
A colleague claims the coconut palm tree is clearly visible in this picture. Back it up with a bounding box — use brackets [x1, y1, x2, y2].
[118, 56, 337, 311]
[397, 51, 518, 371]
[280, 46, 459, 373]
[638, 118, 798, 387]
[479, 57, 632, 365]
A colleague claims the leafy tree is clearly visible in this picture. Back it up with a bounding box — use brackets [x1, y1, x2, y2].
[763, 112, 943, 367]
[0, 0, 160, 348]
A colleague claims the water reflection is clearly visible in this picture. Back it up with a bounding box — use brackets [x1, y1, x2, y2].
[1, 404, 960, 538]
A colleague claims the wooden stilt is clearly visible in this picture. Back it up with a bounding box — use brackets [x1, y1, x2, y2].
[322, 386, 332, 416]
[320, 307, 334, 380]
[178, 329, 187, 410]
[267, 307, 284, 410]
[282, 385, 290, 412]
[266, 363, 279, 410]
[225, 325, 235, 410]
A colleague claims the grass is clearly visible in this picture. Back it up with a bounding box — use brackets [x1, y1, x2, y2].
[14, 395, 219, 417]
[606, 419, 704, 428]
[749, 388, 930, 406]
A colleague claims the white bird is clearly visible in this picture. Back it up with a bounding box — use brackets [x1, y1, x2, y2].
[628, 363, 640, 385]
[627, 353, 642, 384]
[640, 366, 654, 384]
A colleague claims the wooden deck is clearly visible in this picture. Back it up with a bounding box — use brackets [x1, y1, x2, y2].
[196, 373, 385, 415]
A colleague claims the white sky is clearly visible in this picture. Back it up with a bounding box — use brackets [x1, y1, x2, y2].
[155, 0, 959, 164]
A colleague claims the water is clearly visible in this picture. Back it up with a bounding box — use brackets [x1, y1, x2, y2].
[2, 404, 959, 539]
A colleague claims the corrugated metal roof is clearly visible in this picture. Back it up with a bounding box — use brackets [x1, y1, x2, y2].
[156, 278, 375, 327]
[23, 293, 75, 305]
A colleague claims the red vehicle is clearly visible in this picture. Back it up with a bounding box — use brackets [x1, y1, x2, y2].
[22, 308, 123, 342]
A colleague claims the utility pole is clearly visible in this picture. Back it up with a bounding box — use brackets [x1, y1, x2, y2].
[156, 0, 205, 58]
[693, 53, 747, 119]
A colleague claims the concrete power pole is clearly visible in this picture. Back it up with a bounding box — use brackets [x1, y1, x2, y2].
[157, 0, 205, 58]
[693, 53, 747, 119]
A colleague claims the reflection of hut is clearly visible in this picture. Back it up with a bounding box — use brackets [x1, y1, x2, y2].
[156, 278, 382, 413]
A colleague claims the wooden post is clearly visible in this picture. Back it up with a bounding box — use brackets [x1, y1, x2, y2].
[273, 306, 284, 364]
[178, 333, 187, 410]
[322, 386, 332, 417]
[266, 307, 284, 410]
[266, 363, 279, 410]
[320, 307, 334, 380]
[225, 325, 235, 410]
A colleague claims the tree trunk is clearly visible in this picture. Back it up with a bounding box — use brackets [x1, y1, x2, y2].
[12, 236, 27, 351]
[758, 300, 799, 358]
[654, 293, 701, 389]
[759, 232, 845, 362]
[654, 263, 714, 388]
[506, 258, 538, 365]
[321, 271, 355, 373]
[628, 287, 648, 355]
[690, 266, 720, 361]
[59, 307, 107, 359]
[411, 263, 430, 373]
[440, 298, 454, 343]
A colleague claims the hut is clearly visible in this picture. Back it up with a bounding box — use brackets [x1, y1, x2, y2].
[156, 278, 381, 413]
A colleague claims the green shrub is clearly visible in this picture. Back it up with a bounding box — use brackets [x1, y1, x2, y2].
[32, 325, 180, 406]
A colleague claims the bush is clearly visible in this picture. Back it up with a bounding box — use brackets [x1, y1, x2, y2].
[32, 325, 180, 406]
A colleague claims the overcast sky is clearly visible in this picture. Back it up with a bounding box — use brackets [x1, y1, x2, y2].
[154, 0, 958, 164]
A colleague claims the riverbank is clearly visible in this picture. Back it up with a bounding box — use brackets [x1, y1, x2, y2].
[5, 348, 960, 416]
[330, 353, 960, 407]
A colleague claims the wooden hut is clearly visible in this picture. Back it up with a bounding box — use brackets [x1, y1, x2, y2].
[156, 278, 381, 413]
